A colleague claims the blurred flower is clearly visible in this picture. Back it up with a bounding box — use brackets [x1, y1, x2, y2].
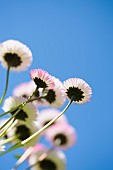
[0, 40, 32, 71]
[30, 69, 55, 89]
[13, 81, 36, 99]
[63, 78, 92, 104]
[38, 108, 68, 129]
[28, 144, 66, 170]
[13, 81, 45, 107]
[2, 96, 38, 124]
[0, 140, 5, 153]
[6, 120, 40, 147]
[45, 123, 77, 149]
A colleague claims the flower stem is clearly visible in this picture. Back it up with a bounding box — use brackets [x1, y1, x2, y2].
[12, 147, 33, 170]
[22, 99, 73, 146]
[0, 143, 21, 156]
[0, 99, 73, 156]
[0, 104, 21, 118]
[0, 66, 10, 105]
[0, 107, 21, 131]
[0, 119, 14, 138]
[0, 89, 37, 131]
[0, 111, 11, 118]
[25, 145, 58, 170]
[0, 136, 17, 145]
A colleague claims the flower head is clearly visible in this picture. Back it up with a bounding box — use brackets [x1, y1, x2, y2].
[6, 120, 40, 147]
[0, 40, 32, 71]
[38, 108, 68, 129]
[44, 78, 66, 108]
[30, 69, 55, 90]
[45, 123, 77, 149]
[13, 81, 36, 99]
[2, 96, 38, 124]
[28, 144, 66, 170]
[63, 78, 92, 104]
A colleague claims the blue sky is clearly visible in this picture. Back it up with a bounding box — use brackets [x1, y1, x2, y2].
[0, 0, 113, 170]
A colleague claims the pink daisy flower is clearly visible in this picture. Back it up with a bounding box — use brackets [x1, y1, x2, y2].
[45, 123, 77, 150]
[30, 69, 55, 90]
[63, 78, 92, 104]
[28, 144, 66, 170]
[0, 40, 32, 71]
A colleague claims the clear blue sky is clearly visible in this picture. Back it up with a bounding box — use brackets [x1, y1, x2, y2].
[0, 0, 113, 170]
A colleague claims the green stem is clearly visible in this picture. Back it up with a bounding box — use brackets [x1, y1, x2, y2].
[0, 104, 21, 118]
[26, 97, 42, 103]
[0, 143, 21, 156]
[0, 136, 17, 145]
[0, 107, 22, 131]
[22, 100, 73, 146]
[0, 89, 37, 131]
[0, 100, 73, 156]
[0, 66, 10, 105]
[0, 111, 10, 118]
[0, 119, 14, 138]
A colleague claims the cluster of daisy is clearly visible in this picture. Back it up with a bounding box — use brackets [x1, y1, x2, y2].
[0, 39, 92, 170]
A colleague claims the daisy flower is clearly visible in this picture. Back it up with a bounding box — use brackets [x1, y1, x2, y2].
[45, 123, 77, 149]
[2, 96, 38, 124]
[63, 78, 92, 104]
[13, 81, 44, 107]
[0, 40, 32, 71]
[29, 78, 66, 108]
[30, 69, 55, 89]
[28, 144, 66, 170]
[38, 108, 68, 129]
[13, 81, 36, 99]
[6, 120, 40, 147]
[44, 78, 66, 108]
[13, 81, 46, 107]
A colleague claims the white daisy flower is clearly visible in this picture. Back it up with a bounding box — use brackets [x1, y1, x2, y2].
[63, 78, 92, 104]
[45, 123, 77, 149]
[44, 78, 66, 108]
[2, 96, 38, 124]
[38, 108, 68, 129]
[0, 40, 32, 71]
[28, 144, 66, 170]
[30, 69, 55, 89]
[6, 120, 40, 147]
